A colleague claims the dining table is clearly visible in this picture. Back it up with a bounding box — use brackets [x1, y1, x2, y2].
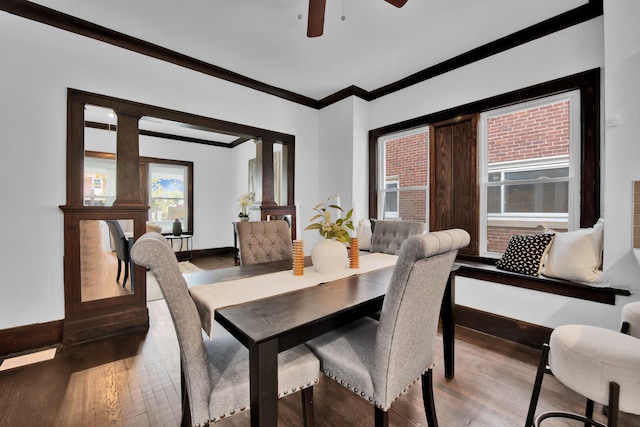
[185, 253, 457, 427]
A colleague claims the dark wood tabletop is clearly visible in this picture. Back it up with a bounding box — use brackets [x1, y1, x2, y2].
[210, 262, 456, 427]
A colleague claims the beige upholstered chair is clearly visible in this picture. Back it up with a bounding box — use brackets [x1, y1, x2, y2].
[525, 321, 640, 426]
[306, 229, 471, 427]
[621, 301, 640, 338]
[131, 232, 319, 427]
[236, 220, 293, 265]
[370, 220, 427, 255]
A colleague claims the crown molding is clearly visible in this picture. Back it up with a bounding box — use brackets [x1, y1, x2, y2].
[2, 0, 603, 110]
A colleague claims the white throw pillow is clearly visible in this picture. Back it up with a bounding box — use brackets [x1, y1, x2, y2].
[541, 219, 604, 283]
[356, 219, 373, 251]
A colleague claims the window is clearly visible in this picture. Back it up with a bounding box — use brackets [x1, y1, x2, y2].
[377, 127, 429, 222]
[369, 70, 600, 259]
[480, 91, 580, 256]
[149, 163, 190, 233]
[83, 151, 193, 234]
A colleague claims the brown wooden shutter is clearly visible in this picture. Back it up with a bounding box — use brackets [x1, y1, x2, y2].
[429, 114, 478, 255]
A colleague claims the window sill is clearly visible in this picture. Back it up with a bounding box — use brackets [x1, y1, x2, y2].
[454, 257, 630, 305]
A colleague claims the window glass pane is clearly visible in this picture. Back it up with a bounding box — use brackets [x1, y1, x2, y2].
[487, 187, 501, 213]
[503, 181, 568, 213]
[504, 167, 569, 181]
[397, 188, 428, 222]
[84, 105, 117, 207]
[273, 143, 286, 205]
[84, 156, 116, 206]
[149, 164, 188, 233]
[378, 128, 429, 223]
[384, 180, 399, 217]
[482, 93, 577, 255]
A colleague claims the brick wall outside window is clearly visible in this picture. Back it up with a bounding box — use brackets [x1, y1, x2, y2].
[384, 131, 428, 222]
[487, 100, 569, 163]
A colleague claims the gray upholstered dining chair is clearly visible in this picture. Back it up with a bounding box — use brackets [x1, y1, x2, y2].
[370, 220, 427, 255]
[236, 219, 293, 265]
[131, 232, 319, 427]
[306, 229, 471, 427]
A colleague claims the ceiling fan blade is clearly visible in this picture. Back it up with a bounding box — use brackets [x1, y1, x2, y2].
[307, 0, 326, 37]
[385, 0, 408, 7]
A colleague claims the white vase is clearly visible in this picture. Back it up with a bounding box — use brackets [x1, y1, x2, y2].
[311, 239, 348, 274]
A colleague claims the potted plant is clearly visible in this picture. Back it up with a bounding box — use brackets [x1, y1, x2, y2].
[305, 195, 354, 273]
[238, 192, 254, 221]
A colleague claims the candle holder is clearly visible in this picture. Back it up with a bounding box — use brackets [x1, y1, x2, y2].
[349, 237, 360, 269]
[293, 240, 304, 276]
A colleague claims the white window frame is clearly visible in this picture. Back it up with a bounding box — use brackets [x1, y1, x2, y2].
[478, 90, 581, 257]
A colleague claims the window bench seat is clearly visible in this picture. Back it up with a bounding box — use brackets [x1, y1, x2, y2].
[454, 258, 630, 305]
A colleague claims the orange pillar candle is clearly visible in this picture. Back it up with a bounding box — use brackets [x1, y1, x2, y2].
[349, 237, 360, 269]
[293, 240, 304, 276]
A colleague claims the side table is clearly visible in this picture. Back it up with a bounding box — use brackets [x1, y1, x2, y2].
[166, 234, 193, 262]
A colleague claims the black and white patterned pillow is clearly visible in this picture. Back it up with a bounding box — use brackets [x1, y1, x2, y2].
[496, 233, 555, 276]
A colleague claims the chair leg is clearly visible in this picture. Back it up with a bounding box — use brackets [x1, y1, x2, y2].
[421, 370, 438, 427]
[180, 364, 192, 427]
[607, 382, 620, 427]
[374, 407, 388, 427]
[123, 262, 129, 287]
[585, 399, 594, 427]
[525, 343, 550, 427]
[116, 259, 122, 282]
[301, 386, 314, 427]
[621, 321, 630, 335]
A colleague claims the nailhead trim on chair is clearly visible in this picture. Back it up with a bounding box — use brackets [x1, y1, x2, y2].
[321, 366, 432, 411]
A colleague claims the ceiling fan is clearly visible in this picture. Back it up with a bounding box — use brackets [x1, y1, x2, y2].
[307, 0, 408, 37]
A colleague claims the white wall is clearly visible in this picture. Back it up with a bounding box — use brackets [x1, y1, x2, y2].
[0, 12, 320, 330]
[2, 4, 639, 334]
[602, 0, 640, 288]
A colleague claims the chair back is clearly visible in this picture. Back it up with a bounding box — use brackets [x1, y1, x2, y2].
[130, 232, 212, 426]
[236, 220, 293, 265]
[106, 220, 129, 261]
[373, 229, 470, 408]
[370, 220, 427, 255]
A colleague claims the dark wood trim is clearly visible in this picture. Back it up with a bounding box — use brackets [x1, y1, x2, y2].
[455, 305, 552, 349]
[62, 306, 149, 346]
[85, 121, 236, 148]
[365, 0, 603, 102]
[455, 260, 629, 305]
[0, 0, 318, 108]
[138, 155, 195, 235]
[318, 85, 372, 106]
[70, 88, 296, 144]
[0, 320, 63, 357]
[2, 0, 602, 110]
[191, 247, 237, 259]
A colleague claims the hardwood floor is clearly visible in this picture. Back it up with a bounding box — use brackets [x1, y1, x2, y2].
[1, 255, 638, 427]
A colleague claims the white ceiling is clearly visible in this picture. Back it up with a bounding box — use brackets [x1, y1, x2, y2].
[30, 0, 587, 101]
